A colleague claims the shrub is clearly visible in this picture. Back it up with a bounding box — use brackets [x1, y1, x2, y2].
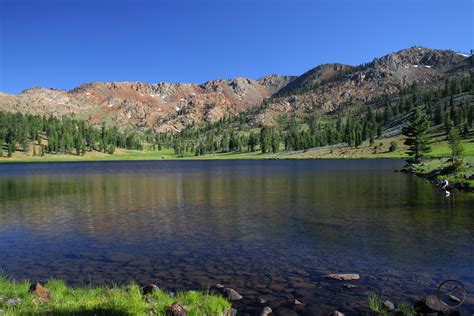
[389, 141, 398, 152]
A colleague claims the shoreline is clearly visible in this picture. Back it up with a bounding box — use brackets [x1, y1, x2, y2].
[0, 276, 459, 315]
[0, 155, 407, 164]
[401, 158, 474, 192]
[1, 135, 472, 163]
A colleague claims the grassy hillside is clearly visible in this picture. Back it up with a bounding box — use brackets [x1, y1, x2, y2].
[278, 134, 474, 159]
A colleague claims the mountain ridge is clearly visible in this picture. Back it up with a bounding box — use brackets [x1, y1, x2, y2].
[0, 46, 471, 132]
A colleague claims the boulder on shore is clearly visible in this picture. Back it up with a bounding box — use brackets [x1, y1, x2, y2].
[383, 300, 395, 311]
[141, 284, 160, 295]
[29, 283, 51, 303]
[414, 295, 449, 313]
[166, 302, 187, 316]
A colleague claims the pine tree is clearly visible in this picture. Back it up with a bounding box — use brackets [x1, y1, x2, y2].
[271, 130, 280, 153]
[389, 141, 398, 152]
[260, 127, 272, 154]
[447, 125, 464, 164]
[376, 124, 382, 138]
[433, 106, 443, 125]
[402, 108, 432, 162]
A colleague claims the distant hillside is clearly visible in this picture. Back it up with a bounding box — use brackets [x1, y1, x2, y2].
[0, 46, 472, 134]
[0, 76, 294, 133]
[251, 47, 472, 126]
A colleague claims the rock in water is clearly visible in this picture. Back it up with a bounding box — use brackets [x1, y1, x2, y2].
[332, 311, 345, 316]
[223, 288, 243, 301]
[343, 284, 358, 289]
[261, 306, 272, 316]
[324, 274, 360, 281]
[415, 295, 449, 313]
[166, 302, 187, 316]
[383, 300, 395, 311]
[142, 284, 160, 295]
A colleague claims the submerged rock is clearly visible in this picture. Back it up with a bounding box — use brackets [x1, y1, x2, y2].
[324, 273, 360, 281]
[293, 299, 305, 312]
[274, 307, 297, 316]
[294, 299, 304, 306]
[166, 302, 187, 316]
[343, 284, 358, 289]
[331, 312, 345, 316]
[223, 287, 243, 301]
[269, 284, 286, 291]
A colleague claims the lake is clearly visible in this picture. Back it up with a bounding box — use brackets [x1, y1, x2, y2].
[0, 160, 473, 314]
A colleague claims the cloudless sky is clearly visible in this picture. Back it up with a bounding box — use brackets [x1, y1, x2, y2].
[0, 0, 472, 93]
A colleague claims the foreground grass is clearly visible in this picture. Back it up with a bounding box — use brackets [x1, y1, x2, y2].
[0, 277, 231, 315]
[367, 292, 415, 316]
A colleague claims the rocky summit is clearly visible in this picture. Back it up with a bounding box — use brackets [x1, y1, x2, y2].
[0, 47, 471, 133]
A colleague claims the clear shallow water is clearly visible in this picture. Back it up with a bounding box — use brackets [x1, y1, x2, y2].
[0, 160, 473, 314]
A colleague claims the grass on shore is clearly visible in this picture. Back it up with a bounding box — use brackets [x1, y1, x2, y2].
[1, 134, 473, 162]
[367, 292, 415, 316]
[278, 135, 474, 159]
[0, 147, 275, 163]
[0, 276, 231, 315]
[406, 156, 474, 189]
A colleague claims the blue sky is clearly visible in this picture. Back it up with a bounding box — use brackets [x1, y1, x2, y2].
[0, 0, 472, 94]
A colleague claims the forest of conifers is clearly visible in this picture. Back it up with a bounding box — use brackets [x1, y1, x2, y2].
[1, 75, 472, 158]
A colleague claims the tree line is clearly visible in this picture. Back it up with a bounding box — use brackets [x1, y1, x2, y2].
[1, 75, 472, 160]
[161, 74, 473, 157]
[0, 112, 142, 157]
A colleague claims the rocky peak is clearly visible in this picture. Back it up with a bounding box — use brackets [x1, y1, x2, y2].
[371, 46, 466, 70]
[257, 74, 296, 93]
[276, 63, 353, 97]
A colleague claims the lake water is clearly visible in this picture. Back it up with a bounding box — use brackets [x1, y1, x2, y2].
[0, 160, 473, 314]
